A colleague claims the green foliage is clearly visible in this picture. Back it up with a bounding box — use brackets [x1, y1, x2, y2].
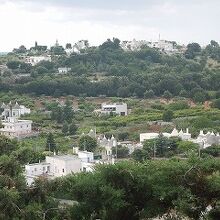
[185, 42, 201, 59]
[212, 98, 220, 109]
[201, 145, 220, 157]
[163, 109, 174, 122]
[168, 101, 189, 111]
[6, 60, 21, 69]
[1, 40, 220, 99]
[69, 122, 78, 135]
[46, 133, 56, 152]
[78, 135, 97, 152]
[0, 135, 18, 156]
[112, 145, 129, 158]
[163, 90, 173, 100]
[177, 141, 198, 155]
[50, 158, 220, 219]
[192, 116, 213, 129]
[62, 122, 69, 135]
[117, 132, 129, 141]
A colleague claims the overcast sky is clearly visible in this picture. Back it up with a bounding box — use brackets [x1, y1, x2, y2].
[0, 0, 219, 51]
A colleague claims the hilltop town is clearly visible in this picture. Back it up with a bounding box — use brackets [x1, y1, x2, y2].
[0, 37, 220, 219]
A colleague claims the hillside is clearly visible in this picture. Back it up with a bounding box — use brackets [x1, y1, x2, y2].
[0, 39, 219, 102]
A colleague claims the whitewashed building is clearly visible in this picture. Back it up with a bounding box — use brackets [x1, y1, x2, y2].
[25, 56, 51, 66]
[140, 128, 191, 143]
[1, 102, 31, 119]
[58, 67, 71, 74]
[98, 135, 117, 158]
[73, 40, 89, 53]
[140, 128, 220, 149]
[25, 152, 95, 185]
[192, 130, 220, 148]
[0, 102, 33, 139]
[101, 103, 128, 116]
[0, 116, 32, 139]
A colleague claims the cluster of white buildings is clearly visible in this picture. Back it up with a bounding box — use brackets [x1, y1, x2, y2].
[25, 55, 52, 66]
[25, 150, 114, 185]
[193, 130, 220, 148]
[140, 128, 220, 148]
[120, 38, 183, 54]
[0, 102, 34, 139]
[1, 101, 30, 118]
[86, 129, 140, 158]
[65, 40, 89, 55]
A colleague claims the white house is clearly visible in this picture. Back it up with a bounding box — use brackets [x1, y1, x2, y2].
[192, 130, 220, 148]
[58, 67, 71, 74]
[25, 56, 51, 66]
[1, 102, 31, 119]
[25, 162, 51, 186]
[45, 155, 82, 178]
[25, 152, 95, 185]
[101, 103, 128, 116]
[0, 116, 32, 139]
[73, 40, 89, 53]
[140, 128, 191, 143]
[120, 39, 150, 51]
[98, 135, 117, 159]
[140, 128, 219, 149]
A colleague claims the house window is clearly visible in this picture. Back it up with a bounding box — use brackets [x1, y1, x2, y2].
[27, 125, 29, 128]
[83, 167, 86, 172]
[62, 169, 65, 173]
[43, 167, 45, 171]
[34, 168, 37, 172]
[20, 126, 23, 128]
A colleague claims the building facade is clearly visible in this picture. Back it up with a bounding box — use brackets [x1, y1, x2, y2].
[25, 56, 51, 66]
[101, 103, 128, 116]
[1, 102, 31, 119]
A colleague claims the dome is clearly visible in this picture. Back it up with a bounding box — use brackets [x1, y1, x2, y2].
[171, 128, 179, 136]
[13, 102, 21, 109]
[179, 129, 184, 136]
[1, 102, 6, 109]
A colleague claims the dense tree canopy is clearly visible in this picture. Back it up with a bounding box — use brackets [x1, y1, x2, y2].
[0, 39, 219, 102]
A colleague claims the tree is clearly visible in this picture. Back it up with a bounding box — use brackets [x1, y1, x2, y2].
[162, 110, 174, 122]
[212, 98, 220, 109]
[78, 135, 97, 152]
[0, 136, 17, 156]
[131, 149, 150, 161]
[69, 122, 77, 135]
[118, 132, 129, 141]
[6, 60, 21, 70]
[66, 43, 72, 49]
[63, 100, 74, 123]
[192, 116, 212, 129]
[201, 145, 220, 157]
[144, 89, 155, 98]
[178, 141, 198, 156]
[46, 133, 56, 152]
[62, 122, 69, 135]
[163, 90, 172, 100]
[210, 40, 219, 48]
[112, 145, 129, 158]
[185, 43, 201, 59]
[193, 91, 207, 103]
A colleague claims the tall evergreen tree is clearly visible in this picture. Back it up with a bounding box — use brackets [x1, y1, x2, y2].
[46, 133, 56, 152]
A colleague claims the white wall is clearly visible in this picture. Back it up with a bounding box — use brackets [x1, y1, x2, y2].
[46, 156, 82, 177]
